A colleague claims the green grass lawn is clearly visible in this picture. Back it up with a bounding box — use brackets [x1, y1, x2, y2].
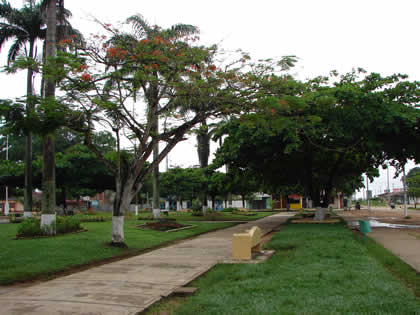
[135, 210, 275, 221]
[148, 223, 420, 314]
[0, 218, 234, 285]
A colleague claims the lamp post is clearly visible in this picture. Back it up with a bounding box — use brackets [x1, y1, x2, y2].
[4, 135, 9, 215]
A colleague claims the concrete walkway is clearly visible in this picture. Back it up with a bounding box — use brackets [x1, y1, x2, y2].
[338, 212, 420, 273]
[0, 213, 294, 315]
[368, 228, 420, 273]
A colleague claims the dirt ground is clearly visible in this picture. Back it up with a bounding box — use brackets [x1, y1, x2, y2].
[338, 206, 420, 225]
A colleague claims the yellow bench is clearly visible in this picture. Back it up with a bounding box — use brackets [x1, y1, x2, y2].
[232, 226, 263, 260]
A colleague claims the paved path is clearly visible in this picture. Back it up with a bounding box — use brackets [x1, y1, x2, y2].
[368, 228, 420, 273]
[0, 213, 294, 315]
[337, 212, 420, 273]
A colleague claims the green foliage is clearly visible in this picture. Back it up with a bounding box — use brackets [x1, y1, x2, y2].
[73, 215, 106, 222]
[191, 198, 202, 215]
[55, 216, 81, 234]
[220, 207, 238, 212]
[406, 167, 420, 197]
[9, 215, 24, 223]
[16, 218, 42, 237]
[160, 167, 206, 201]
[0, 129, 115, 198]
[16, 216, 82, 237]
[214, 71, 420, 206]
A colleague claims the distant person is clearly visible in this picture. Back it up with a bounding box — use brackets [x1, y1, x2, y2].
[355, 202, 361, 210]
[390, 202, 395, 209]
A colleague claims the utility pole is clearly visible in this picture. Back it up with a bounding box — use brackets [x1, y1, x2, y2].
[4, 136, 9, 215]
[366, 175, 371, 211]
[403, 165, 408, 217]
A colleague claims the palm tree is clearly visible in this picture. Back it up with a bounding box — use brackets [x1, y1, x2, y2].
[0, 0, 45, 217]
[40, 0, 57, 224]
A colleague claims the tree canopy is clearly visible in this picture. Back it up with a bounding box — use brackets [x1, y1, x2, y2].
[214, 70, 420, 206]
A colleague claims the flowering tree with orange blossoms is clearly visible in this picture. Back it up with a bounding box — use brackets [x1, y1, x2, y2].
[56, 19, 253, 245]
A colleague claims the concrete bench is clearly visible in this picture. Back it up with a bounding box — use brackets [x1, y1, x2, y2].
[232, 226, 263, 260]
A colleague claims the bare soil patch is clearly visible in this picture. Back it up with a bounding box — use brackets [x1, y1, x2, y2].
[138, 221, 193, 232]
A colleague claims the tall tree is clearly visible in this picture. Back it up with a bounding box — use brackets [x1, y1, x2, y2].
[57, 18, 242, 245]
[214, 71, 420, 207]
[0, 0, 45, 216]
[123, 14, 200, 217]
[39, 0, 57, 233]
[406, 167, 420, 203]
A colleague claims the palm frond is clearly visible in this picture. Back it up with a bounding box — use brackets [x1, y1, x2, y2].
[107, 33, 137, 49]
[0, 25, 25, 52]
[126, 14, 153, 37]
[0, 1, 13, 18]
[168, 24, 199, 38]
[7, 39, 25, 63]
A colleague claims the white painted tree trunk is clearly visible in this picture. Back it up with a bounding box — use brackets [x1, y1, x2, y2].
[176, 201, 181, 211]
[112, 216, 124, 243]
[165, 200, 169, 210]
[313, 208, 327, 221]
[41, 213, 56, 235]
[153, 209, 161, 218]
[24, 211, 32, 218]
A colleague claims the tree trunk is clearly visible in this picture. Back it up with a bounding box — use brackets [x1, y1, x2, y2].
[152, 107, 160, 218]
[312, 187, 321, 208]
[321, 153, 345, 207]
[197, 121, 210, 212]
[63, 186, 67, 212]
[112, 176, 134, 246]
[242, 195, 245, 208]
[197, 121, 210, 168]
[112, 216, 125, 244]
[41, 133, 56, 214]
[226, 163, 233, 207]
[41, 0, 57, 234]
[24, 41, 34, 218]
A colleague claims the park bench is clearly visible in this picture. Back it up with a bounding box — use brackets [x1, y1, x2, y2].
[232, 226, 263, 260]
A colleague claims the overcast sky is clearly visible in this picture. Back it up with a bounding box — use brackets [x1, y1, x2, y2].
[1, 0, 419, 196]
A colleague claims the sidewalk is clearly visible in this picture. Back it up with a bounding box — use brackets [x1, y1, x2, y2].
[337, 210, 420, 273]
[0, 213, 294, 315]
[368, 228, 420, 272]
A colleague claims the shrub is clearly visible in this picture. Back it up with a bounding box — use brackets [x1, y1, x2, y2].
[17, 216, 82, 237]
[74, 215, 106, 222]
[56, 216, 81, 234]
[17, 218, 42, 237]
[220, 207, 238, 212]
[8, 213, 24, 223]
[191, 199, 203, 216]
[138, 215, 154, 220]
